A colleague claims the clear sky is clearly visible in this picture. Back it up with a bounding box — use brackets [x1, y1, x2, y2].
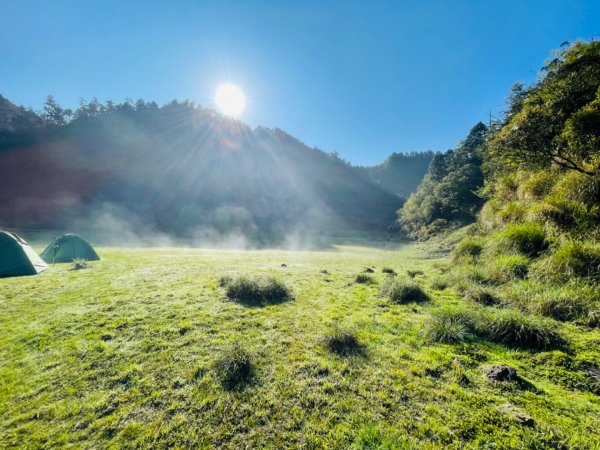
[1, 0, 599, 165]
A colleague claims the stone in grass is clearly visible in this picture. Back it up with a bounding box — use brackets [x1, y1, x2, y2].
[498, 403, 535, 427]
[486, 365, 519, 382]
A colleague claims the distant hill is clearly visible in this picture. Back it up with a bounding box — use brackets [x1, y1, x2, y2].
[359, 151, 435, 199]
[0, 96, 417, 245]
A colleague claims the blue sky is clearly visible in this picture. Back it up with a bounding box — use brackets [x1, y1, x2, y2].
[1, 0, 599, 165]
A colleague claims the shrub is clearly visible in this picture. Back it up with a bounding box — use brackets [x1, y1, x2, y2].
[225, 276, 292, 306]
[477, 310, 562, 350]
[323, 326, 364, 356]
[491, 254, 529, 282]
[453, 237, 485, 261]
[214, 342, 255, 390]
[463, 286, 498, 306]
[355, 274, 375, 284]
[535, 241, 600, 281]
[382, 267, 396, 275]
[425, 309, 473, 343]
[493, 223, 548, 257]
[71, 258, 89, 270]
[380, 278, 428, 304]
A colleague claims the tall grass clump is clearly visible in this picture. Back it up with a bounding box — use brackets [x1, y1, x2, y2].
[477, 309, 562, 350]
[462, 285, 498, 306]
[490, 254, 530, 282]
[452, 236, 485, 261]
[535, 241, 600, 281]
[355, 274, 375, 284]
[214, 342, 255, 390]
[323, 325, 364, 356]
[380, 278, 428, 304]
[225, 275, 292, 306]
[493, 223, 548, 257]
[425, 308, 473, 343]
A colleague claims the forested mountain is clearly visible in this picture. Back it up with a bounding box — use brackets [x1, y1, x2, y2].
[0, 96, 411, 244]
[398, 123, 487, 239]
[357, 151, 435, 199]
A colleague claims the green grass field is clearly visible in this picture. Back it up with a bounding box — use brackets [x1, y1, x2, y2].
[1, 244, 599, 449]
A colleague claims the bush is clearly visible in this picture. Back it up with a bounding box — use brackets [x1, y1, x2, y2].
[382, 267, 396, 275]
[425, 309, 473, 343]
[493, 223, 548, 257]
[218, 275, 233, 287]
[225, 276, 292, 306]
[355, 274, 375, 284]
[491, 254, 529, 282]
[535, 241, 600, 281]
[380, 278, 428, 304]
[463, 286, 498, 306]
[453, 237, 484, 261]
[518, 170, 556, 200]
[214, 343, 255, 390]
[477, 310, 562, 350]
[323, 326, 364, 356]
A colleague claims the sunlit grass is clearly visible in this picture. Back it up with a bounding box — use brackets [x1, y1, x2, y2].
[0, 244, 598, 448]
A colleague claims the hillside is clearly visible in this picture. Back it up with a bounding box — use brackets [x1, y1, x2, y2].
[0, 97, 409, 245]
[358, 151, 435, 199]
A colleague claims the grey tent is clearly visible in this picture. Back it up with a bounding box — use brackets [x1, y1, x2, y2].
[0, 231, 48, 278]
[41, 234, 100, 263]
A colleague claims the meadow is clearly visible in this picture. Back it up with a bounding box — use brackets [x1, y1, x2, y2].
[1, 243, 599, 449]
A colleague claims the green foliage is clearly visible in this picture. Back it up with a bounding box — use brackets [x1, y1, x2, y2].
[225, 276, 292, 306]
[490, 254, 530, 281]
[214, 342, 255, 390]
[398, 123, 487, 239]
[452, 237, 485, 261]
[380, 278, 428, 303]
[492, 223, 548, 257]
[425, 309, 473, 343]
[535, 240, 600, 281]
[462, 286, 498, 306]
[488, 41, 600, 176]
[477, 309, 562, 350]
[534, 296, 591, 323]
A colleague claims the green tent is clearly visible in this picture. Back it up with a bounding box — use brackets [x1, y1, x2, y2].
[41, 234, 100, 263]
[0, 231, 48, 278]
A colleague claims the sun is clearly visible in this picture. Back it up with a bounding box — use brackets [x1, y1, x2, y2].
[215, 83, 246, 116]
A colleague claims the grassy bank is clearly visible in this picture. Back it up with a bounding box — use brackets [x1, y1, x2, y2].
[1, 244, 599, 448]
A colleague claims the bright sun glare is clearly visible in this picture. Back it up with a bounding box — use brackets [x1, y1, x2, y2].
[215, 83, 246, 116]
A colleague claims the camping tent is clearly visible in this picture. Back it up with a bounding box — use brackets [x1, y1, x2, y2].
[0, 231, 48, 278]
[40, 234, 100, 263]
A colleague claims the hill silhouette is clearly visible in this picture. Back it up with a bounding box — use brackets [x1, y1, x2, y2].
[0, 96, 413, 245]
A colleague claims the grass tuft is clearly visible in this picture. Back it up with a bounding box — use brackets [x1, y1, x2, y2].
[535, 241, 600, 281]
[380, 278, 428, 304]
[453, 237, 485, 261]
[355, 274, 375, 284]
[477, 310, 563, 350]
[493, 223, 548, 257]
[214, 342, 255, 390]
[425, 309, 473, 343]
[71, 258, 89, 270]
[225, 276, 292, 306]
[462, 286, 499, 306]
[323, 326, 364, 357]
